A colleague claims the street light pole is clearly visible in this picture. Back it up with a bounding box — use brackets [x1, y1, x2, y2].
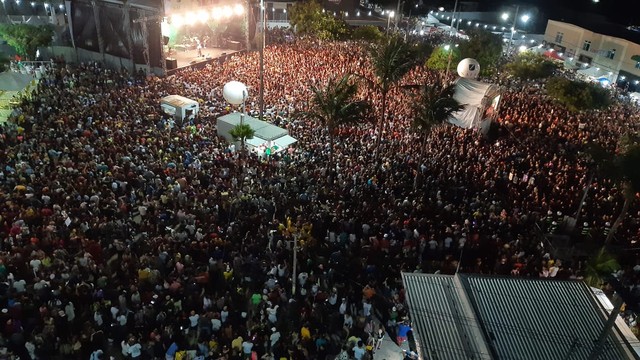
[386, 11, 395, 34]
[259, 0, 265, 120]
[444, 0, 459, 80]
[506, 5, 520, 56]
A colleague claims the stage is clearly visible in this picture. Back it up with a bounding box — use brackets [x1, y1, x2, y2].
[165, 46, 243, 73]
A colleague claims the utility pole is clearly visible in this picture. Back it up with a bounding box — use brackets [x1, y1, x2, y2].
[291, 234, 298, 296]
[259, 0, 265, 120]
[506, 5, 519, 56]
[587, 295, 623, 360]
[444, 0, 459, 79]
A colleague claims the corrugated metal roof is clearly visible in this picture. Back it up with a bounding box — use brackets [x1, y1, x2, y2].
[402, 273, 635, 360]
[402, 273, 493, 360]
[463, 275, 628, 360]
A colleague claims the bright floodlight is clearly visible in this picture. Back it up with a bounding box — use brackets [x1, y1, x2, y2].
[519, 45, 527, 52]
[390, 11, 395, 17]
[222, 6, 232, 17]
[234, 4, 244, 15]
[501, 12, 509, 20]
[444, 44, 450, 51]
[467, 21, 471, 25]
[212, 9, 221, 19]
[223, 81, 248, 105]
[521, 14, 530, 23]
[438, 6, 444, 11]
[197, 11, 209, 23]
[186, 12, 196, 24]
[172, 14, 184, 27]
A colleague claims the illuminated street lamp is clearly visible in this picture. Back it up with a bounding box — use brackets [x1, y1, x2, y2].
[386, 10, 395, 34]
[502, 6, 530, 55]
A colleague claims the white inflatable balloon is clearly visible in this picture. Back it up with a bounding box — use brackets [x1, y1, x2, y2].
[222, 81, 248, 105]
[457, 58, 481, 79]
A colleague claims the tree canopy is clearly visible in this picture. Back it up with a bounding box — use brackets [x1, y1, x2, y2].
[411, 83, 462, 135]
[505, 52, 558, 80]
[0, 24, 54, 59]
[545, 77, 611, 112]
[426, 45, 460, 71]
[458, 29, 503, 76]
[351, 25, 384, 43]
[289, 0, 348, 40]
[305, 74, 370, 161]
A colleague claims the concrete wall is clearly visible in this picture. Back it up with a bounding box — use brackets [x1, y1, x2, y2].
[41, 46, 163, 75]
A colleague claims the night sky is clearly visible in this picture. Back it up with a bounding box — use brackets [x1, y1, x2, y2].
[434, 0, 637, 27]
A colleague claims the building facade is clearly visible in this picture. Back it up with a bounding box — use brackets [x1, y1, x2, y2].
[544, 19, 640, 85]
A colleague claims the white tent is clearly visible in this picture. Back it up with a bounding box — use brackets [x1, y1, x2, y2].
[0, 72, 35, 91]
[448, 78, 502, 129]
[630, 92, 640, 104]
[216, 113, 297, 153]
[576, 66, 603, 79]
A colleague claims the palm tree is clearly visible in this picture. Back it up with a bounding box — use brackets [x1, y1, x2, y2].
[583, 247, 620, 288]
[410, 83, 462, 152]
[304, 74, 370, 162]
[365, 36, 416, 156]
[229, 123, 255, 155]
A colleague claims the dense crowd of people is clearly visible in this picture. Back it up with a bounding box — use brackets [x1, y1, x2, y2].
[0, 35, 639, 360]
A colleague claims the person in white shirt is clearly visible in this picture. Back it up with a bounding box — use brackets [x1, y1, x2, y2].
[126, 337, 142, 359]
[266, 304, 279, 324]
[188, 310, 200, 329]
[211, 314, 222, 332]
[362, 300, 372, 318]
[343, 313, 353, 329]
[353, 341, 366, 360]
[339, 298, 348, 315]
[270, 327, 281, 348]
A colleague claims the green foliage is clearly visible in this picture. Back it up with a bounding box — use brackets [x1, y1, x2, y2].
[413, 42, 434, 63]
[505, 52, 558, 79]
[458, 29, 503, 76]
[289, 0, 348, 40]
[545, 77, 611, 112]
[584, 247, 620, 288]
[368, 36, 417, 93]
[426, 46, 460, 71]
[0, 24, 54, 59]
[304, 74, 370, 160]
[351, 26, 384, 43]
[229, 123, 255, 144]
[411, 83, 462, 134]
[307, 74, 370, 131]
[367, 36, 417, 154]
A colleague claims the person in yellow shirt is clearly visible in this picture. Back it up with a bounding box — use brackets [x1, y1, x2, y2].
[300, 324, 311, 341]
[231, 335, 243, 353]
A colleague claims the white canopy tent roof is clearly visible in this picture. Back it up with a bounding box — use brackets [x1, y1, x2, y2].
[0, 72, 36, 91]
[216, 113, 297, 153]
[577, 66, 605, 79]
[448, 78, 501, 129]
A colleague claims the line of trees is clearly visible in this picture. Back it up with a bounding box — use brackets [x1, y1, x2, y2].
[0, 23, 54, 60]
